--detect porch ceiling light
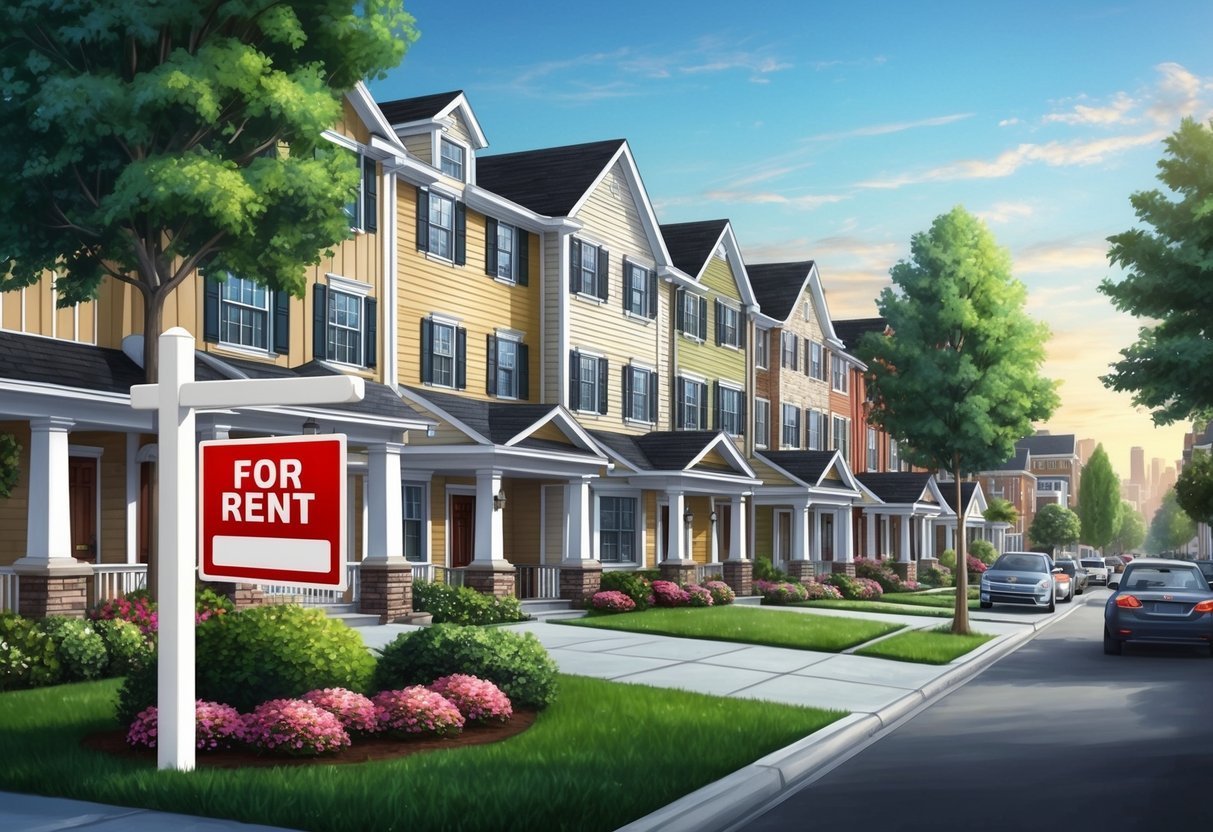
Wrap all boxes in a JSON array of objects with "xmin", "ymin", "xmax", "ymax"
[
  {"xmin": 493, "ymin": 490, "xmax": 507, "ymax": 511},
  {"xmin": 709, "ymin": 510, "xmax": 718, "ymax": 524},
  {"xmin": 683, "ymin": 506, "xmax": 693, "ymax": 525},
  {"xmin": 302, "ymin": 417, "xmax": 320, "ymax": 435}
]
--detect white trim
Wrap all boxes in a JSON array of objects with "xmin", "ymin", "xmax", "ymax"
[
  {"xmin": 321, "ymin": 129, "xmax": 360, "ymax": 153},
  {"xmin": 325, "ymin": 273, "xmax": 373, "ymax": 298},
  {"xmin": 435, "ymin": 134, "xmax": 472, "ymax": 184},
  {"xmin": 593, "ymin": 489, "xmax": 644, "ymax": 568},
  {"xmin": 68, "ymin": 444, "xmax": 103, "ymax": 563},
  {"xmin": 676, "ymin": 368, "xmax": 708, "ymax": 384},
  {"xmin": 428, "ymin": 311, "xmax": 463, "ymax": 327},
  {"xmin": 126, "ymin": 433, "xmax": 140, "ymax": 564},
  {"xmin": 559, "ymin": 232, "xmax": 571, "ymax": 408},
  {"xmin": 494, "ymin": 327, "xmax": 525, "ymax": 342},
  {"xmin": 383, "ymin": 168, "xmax": 398, "ymax": 389}
]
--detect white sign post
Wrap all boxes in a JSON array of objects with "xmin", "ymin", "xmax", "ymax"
[{"xmin": 131, "ymin": 327, "xmax": 364, "ymax": 771}]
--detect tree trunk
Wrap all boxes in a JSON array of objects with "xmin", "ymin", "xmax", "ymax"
[
  {"xmin": 142, "ymin": 290, "xmax": 164, "ymax": 384},
  {"xmin": 952, "ymin": 460, "xmax": 971, "ymax": 635}
]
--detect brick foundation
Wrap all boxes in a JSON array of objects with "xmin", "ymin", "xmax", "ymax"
[
  {"xmin": 721, "ymin": 560, "xmax": 753, "ymax": 596},
  {"xmin": 658, "ymin": 561, "xmax": 697, "ymax": 586},
  {"xmin": 559, "ymin": 563, "xmax": 602, "ymax": 605},
  {"xmin": 358, "ymin": 561, "xmax": 414, "ymax": 623},
  {"xmin": 18, "ymin": 573, "xmax": 90, "ymax": 619},
  {"xmin": 212, "ymin": 582, "xmax": 266, "ymax": 610},
  {"xmin": 892, "ymin": 561, "xmax": 918, "ymax": 583},
  {"xmin": 785, "ymin": 560, "xmax": 817, "ymax": 582},
  {"xmin": 463, "ymin": 565, "xmax": 516, "ymax": 599},
  {"xmin": 829, "ymin": 561, "xmax": 857, "ymax": 577},
  {"xmin": 918, "ymin": 558, "xmax": 938, "ymax": 576}
]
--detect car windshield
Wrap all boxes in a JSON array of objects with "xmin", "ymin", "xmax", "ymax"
[
  {"xmin": 1120, "ymin": 565, "xmax": 1205, "ymax": 591},
  {"xmin": 1081, "ymin": 560, "xmax": 1104, "ymax": 568},
  {"xmin": 992, "ymin": 553, "xmax": 1047, "ymax": 573}
]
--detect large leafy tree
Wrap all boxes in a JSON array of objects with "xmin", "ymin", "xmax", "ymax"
[
  {"xmin": 1076, "ymin": 444, "xmax": 1120, "ymax": 551},
  {"xmin": 0, "ymin": 0, "xmax": 417, "ymax": 379},
  {"xmin": 1175, "ymin": 449, "xmax": 1213, "ymax": 529},
  {"xmin": 1110, "ymin": 501, "xmax": 1146, "ymax": 554},
  {"xmin": 1146, "ymin": 488, "xmax": 1196, "ymax": 554},
  {"xmin": 858, "ymin": 206, "xmax": 1059, "ymax": 634},
  {"xmin": 1029, "ymin": 503, "xmax": 1081, "ymax": 556},
  {"xmin": 1100, "ymin": 118, "xmax": 1213, "ymax": 424}
]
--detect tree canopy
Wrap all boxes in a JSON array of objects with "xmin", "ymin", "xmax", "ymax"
[
  {"xmin": 1077, "ymin": 444, "xmax": 1120, "ymax": 550},
  {"xmin": 1175, "ymin": 449, "xmax": 1213, "ymax": 527},
  {"xmin": 1029, "ymin": 503, "xmax": 1081, "ymax": 554},
  {"xmin": 1099, "ymin": 117, "xmax": 1213, "ymax": 425},
  {"xmin": 0, "ymin": 0, "xmax": 417, "ymax": 378},
  {"xmin": 1110, "ymin": 501, "xmax": 1146, "ymax": 554},
  {"xmin": 1146, "ymin": 488, "xmax": 1196, "ymax": 553},
  {"xmin": 982, "ymin": 497, "xmax": 1018, "ymax": 525},
  {"xmin": 858, "ymin": 206, "xmax": 1058, "ymax": 634}
]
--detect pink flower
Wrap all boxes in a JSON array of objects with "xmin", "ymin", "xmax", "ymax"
[
  {"xmin": 373, "ymin": 687, "xmax": 465, "ymax": 736},
  {"xmin": 125, "ymin": 700, "xmax": 244, "ymax": 751},
  {"xmin": 590, "ymin": 590, "xmax": 636, "ymax": 613},
  {"xmin": 428, "ymin": 675, "xmax": 512, "ymax": 724},
  {"xmin": 241, "ymin": 699, "xmax": 350, "ymax": 756},
  {"xmin": 704, "ymin": 581, "xmax": 736, "ymax": 605},
  {"xmin": 651, "ymin": 580, "xmax": 691, "ymax": 607},
  {"xmin": 301, "ymin": 688, "xmax": 378, "ymax": 734}
]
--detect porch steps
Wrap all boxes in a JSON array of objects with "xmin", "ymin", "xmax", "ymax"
[
  {"xmin": 317, "ymin": 604, "xmax": 382, "ymax": 628},
  {"xmin": 520, "ymin": 599, "xmax": 583, "ymax": 621}
]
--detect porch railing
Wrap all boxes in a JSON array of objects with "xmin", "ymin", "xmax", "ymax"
[
  {"xmin": 695, "ymin": 564, "xmax": 725, "ymax": 584},
  {"xmin": 514, "ymin": 565, "xmax": 561, "ymax": 600},
  {"xmin": 90, "ymin": 564, "xmax": 148, "ymax": 608},
  {"xmin": 260, "ymin": 562, "xmax": 362, "ymax": 607},
  {"xmin": 411, "ymin": 563, "xmax": 464, "ymax": 587},
  {"xmin": 0, "ymin": 567, "xmax": 16, "ymax": 614}
]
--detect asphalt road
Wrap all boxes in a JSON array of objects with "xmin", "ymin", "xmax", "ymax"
[{"xmin": 737, "ymin": 588, "xmax": 1213, "ymax": 832}]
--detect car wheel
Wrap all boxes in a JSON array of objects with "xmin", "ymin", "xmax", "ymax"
[
  {"xmin": 1062, "ymin": 589, "xmax": 1072, "ymax": 603},
  {"xmin": 1077, "ymin": 586, "xmax": 1084, "ymax": 595},
  {"xmin": 1104, "ymin": 629, "xmax": 1122, "ymax": 655},
  {"xmin": 979, "ymin": 601, "xmax": 992, "ymax": 609},
  {"xmin": 1046, "ymin": 597, "xmax": 1056, "ymax": 613}
]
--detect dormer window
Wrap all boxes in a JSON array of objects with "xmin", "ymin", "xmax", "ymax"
[{"xmin": 440, "ymin": 139, "xmax": 465, "ymax": 181}]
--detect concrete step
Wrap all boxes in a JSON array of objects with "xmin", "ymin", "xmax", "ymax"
[
  {"xmin": 318, "ymin": 604, "xmax": 382, "ymax": 628},
  {"xmin": 521, "ymin": 599, "xmax": 583, "ymax": 620}
]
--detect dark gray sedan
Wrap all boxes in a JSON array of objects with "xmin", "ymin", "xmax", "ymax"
[{"xmin": 1104, "ymin": 558, "xmax": 1213, "ymax": 656}]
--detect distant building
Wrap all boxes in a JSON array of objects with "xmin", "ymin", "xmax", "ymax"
[{"xmin": 1017, "ymin": 432, "xmax": 1080, "ymax": 510}]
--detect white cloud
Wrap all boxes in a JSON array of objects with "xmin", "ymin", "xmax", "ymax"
[
  {"xmin": 1146, "ymin": 61, "xmax": 1213, "ymax": 124},
  {"xmin": 801, "ymin": 113, "xmax": 973, "ymax": 143},
  {"xmin": 976, "ymin": 201, "xmax": 1034, "ymax": 224},
  {"xmin": 999, "ymin": 117, "xmax": 1021, "ymax": 127},
  {"xmin": 702, "ymin": 189, "xmax": 849, "ymax": 210},
  {"xmin": 1044, "ymin": 92, "xmax": 1138, "ymax": 126}
]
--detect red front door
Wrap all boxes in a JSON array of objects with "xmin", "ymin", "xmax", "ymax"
[
  {"xmin": 68, "ymin": 456, "xmax": 97, "ymax": 561},
  {"xmin": 451, "ymin": 495, "xmax": 475, "ymax": 568}
]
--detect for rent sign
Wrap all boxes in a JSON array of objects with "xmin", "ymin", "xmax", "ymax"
[{"xmin": 199, "ymin": 434, "xmax": 347, "ymax": 589}]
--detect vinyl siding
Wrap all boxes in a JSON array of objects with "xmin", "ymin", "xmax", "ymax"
[
  {"xmin": 445, "ymin": 112, "xmax": 473, "ymax": 148},
  {"xmin": 505, "ymin": 479, "xmax": 541, "ymax": 566},
  {"xmin": 542, "ymin": 232, "xmax": 562, "ymax": 403},
  {"xmin": 753, "ymin": 506, "xmax": 774, "ymax": 561},
  {"xmin": 543, "ymin": 485, "xmax": 565, "ymax": 564},
  {"xmin": 403, "ymin": 134, "xmax": 431, "ymax": 166},
  {"xmin": 0, "ymin": 276, "xmax": 99, "ymax": 345}
]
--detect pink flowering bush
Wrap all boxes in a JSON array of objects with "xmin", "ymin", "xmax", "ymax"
[
  {"xmin": 651, "ymin": 580, "xmax": 690, "ymax": 607},
  {"xmin": 704, "ymin": 580, "xmax": 736, "ymax": 605},
  {"xmin": 242, "ymin": 699, "xmax": 351, "ymax": 756},
  {"xmin": 590, "ymin": 590, "xmax": 636, "ymax": 614},
  {"xmin": 301, "ymin": 687, "xmax": 379, "ymax": 734},
  {"xmin": 755, "ymin": 579, "xmax": 808, "ymax": 605},
  {"xmin": 91, "ymin": 595, "xmax": 158, "ymax": 637},
  {"xmin": 966, "ymin": 555, "xmax": 988, "ymax": 575},
  {"xmin": 125, "ymin": 700, "xmax": 245, "ymax": 751},
  {"xmin": 802, "ymin": 578, "xmax": 844, "ymax": 600},
  {"xmin": 851, "ymin": 576, "xmax": 884, "ymax": 600},
  {"xmin": 429, "ymin": 674, "xmax": 513, "ymax": 724},
  {"xmin": 373, "ymin": 686, "xmax": 465, "ymax": 737},
  {"xmin": 684, "ymin": 584, "xmax": 714, "ymax": 607}
]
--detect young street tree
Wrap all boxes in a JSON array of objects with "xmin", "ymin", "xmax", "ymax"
[
  {"xmin": 858, "ymin": 206, "xmax": 1059, "ymax": 635},
  {"xmin": 1100, "ymin": 118, "xmax": 1213, "ymax": 424},
  {"xmin": 1174, "ymin": 449, "xmax": 1213, "ymax": 536},
  {"xmin": 1029, "ymin": 503, "xmax": 1081, "ymax": 556},
  {"xmin": 1077, "ymin": 444, "xmax": 1121, "ymax": 552},
  {"xmin": 1110, "ymin": 501, "xmax": 1146, "ymax": 555},
  {"xmin": 1147, "ymin": 488, "xmax": 1196, "ymax": 554},
  {"xmin": 0, "ymin": 0, "xmax": 417, "ymax": 380}
]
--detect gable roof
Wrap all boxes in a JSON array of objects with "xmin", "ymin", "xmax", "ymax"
[
  {"xmin": 378, "ymin": 91, "xmax": 464, "ymax": 124},
  {"xmin": 758, "ymin": 451, "xmax": 846, "ymax": 488},
  {"xmin": 1016, "ymin": 433, "xmax": 1077, "ymax": 457},
  {"xmin": 660, "ymin": 220, "xmax": 730, "ymax": 277},
  {"xmin": 748, "ymin": 261, "xmax": 815, "ymax": 322},
  {"xmin": 832, "ymin": 317, "xmax": 887, "ymax": 351},
  {"xmin": 987, "ymin": 446, "xmax": 1032, "ymax": 473},
  {"xmin": 477, "ymin": 139, "xmax": 626, "ymax": 217},
  {"xmin": 940, "ymin": 481, "xmax": 980, "ymax": 513},
  {"xmin": 856, "ymin": 472, "xmax": 941, "ymax": 505},
  {"xmin": 589, "ymin": 430, "xmax": 754, "ymax": 478}
]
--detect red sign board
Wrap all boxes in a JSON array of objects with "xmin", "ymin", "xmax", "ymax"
[{"xmin": 199, "ymin": 434, "xmax": 346, "ymax": 589}]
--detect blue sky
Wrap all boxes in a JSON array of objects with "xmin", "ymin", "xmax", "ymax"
[{"xmin": 368, "ymin": 0, "xmax": 1213, "ymax": 481}]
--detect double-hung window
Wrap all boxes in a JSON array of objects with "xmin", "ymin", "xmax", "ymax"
[
  {"xmin": 867, "ymin": 427, "xmax": 878, "ymax": 471},
  {"xmin": 311, "ymin": 281, "xmax": 376, "ymax": 368},
  {"xmin": 598, "ymin": 495, "xmax": 637, "ymax": 563},
  {"xmin": 416, "ymin": 189, "xmax": 466, "ymax": 264},
  {"xmin": 342, "ymin": 152, "xmax": 378, "ymax": 233},
  {"xmin": 677, "ymin": 377, "xmax": 708, "ymax": 430},
  {"xmin": 219, "ymin": 276, "xmax": 270, "ymax": 350},
  {"xmin": 485, "ymin": 219, "xmax": 529, "ymax": 285},
  {"xmin": 487, "ymin": 335, "xmax": 529, "ymax": 399},
  {"xmin": 570, "ymin": 350, "xmax": 608, "ymax": 414},
  {"xmin": 807, "ymin": 409, "xmax": 824, "ymax": 450},
  {"xmin": 832, "ymin": 415, "xmax": 850, "ymax": 458},
  {"xmin": 755, "ymin": 331, "xmax": 769, "ymax": 369},
  {"xmin": 781, "ymin": 404, "xmax": 801, "ymax": 449},
  {"xmin": 781, "ymin": 331, "xmax": 798, "ymax": 369},
  {"xmin": 624, "ymin": 365, "xmax": 658, "ymax": 423},
  {"xmin": 327, "ymin": 290, "xmax": 362, "ymax": 366},
  {"xmin": 754, "ymin": 399, "xmax": 770, "ymax": 449},
  {"xmin": 421, "ymin": 317, "xmax": 466, "ymax": 389},
  {"xmin": 832, "ymin": 354, "xmax": 849, "ymax": 392},
  {"xmin": 428, "ymin": 193, "xmax": 454, "ymax": 259},
  {"xmin": 570, "ymin": 238, "xmax": 609, "ymax": 300},
  {"xmin": 402, "ymin": 484, "xmax": 425, "ymax": 562},
  {"xmin": 678, "ymin": 290, "xmax": 708, "ymax": 340},
  {"xmin": 716, "ymin": 384, "xmax": 743, "ymax": 436},
  {"xmin": 623, "ymin": 260, "xmax": 657, "ymax": 318},
  {"xmin": 890, "ymin": 440, "xmax": 900, "ymax": 471},
  {"xmin": 810, "ymin": 341, "xmax": 825, "ymax": 380},
  {"xmin": 715, "ymin": 301, "xmax": 741, "ymax": 348},
  {"xmin": 440, "ymin": 139, "xmax": 465, "ymax": 181}
]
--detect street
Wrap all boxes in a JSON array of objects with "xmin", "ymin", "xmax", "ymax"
[{"xmin": 737, "ymin": 588, "xmax": 1213, "ymax": 831}]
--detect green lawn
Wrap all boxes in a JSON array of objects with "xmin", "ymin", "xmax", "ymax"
[
  {"xmin": 0, "ymin": 675, "xmax": 842, "ymax": 832},
  {"xmin": 559, "ymin": 605, "xmax": 903, "ymax": 651},
  {"xmin": 854, "ymin": 626, "xmax": 995, "ymax": 664},
  {"xmin": 789, "ymin": 599, "xmax": 957, "ymax": 617}
]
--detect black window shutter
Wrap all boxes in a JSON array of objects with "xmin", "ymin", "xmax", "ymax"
[
  {"xmin": 596, "ymin": 247, "xmax": 609, "ymax": 301},
  {"xmin": 518, "ymin": 343, "xmax": 529, "ymax": 399},
  {"xmin": 363, "ymin": 156, "xmax": 377, "ymax": 233},
  {"xmin": 415, "ymin": 189, "xmax": 429, "ymax": 252},
  {"xmin": 715, "ymin": 299, "xmax": 723, "ymax": 346},
  {"xmin": 569, "ymin": 238, "xmax": 582, "ymax": 294},
  {"xmin": 363, "ymin": 297, "xmax": 377, "ymax": 368},
  {"xmin": 312, "ymin": 284, "xmax": 327, "ymax": 360},
  {"xmin": 648, "ymin": 371, "xmax": 658, "ymax": 422},
  {"xmin": 713, "ymin": 381, "xmax": 721, "ymax": 430},
  {"xmin": 698, "ymin": 297, "xmax": 708, "ymax": 341},
  {"xmin": 454, "ymin": 201, "xmax": 467, "ymax": 265},
  {"xmin": 739, "ymin": 397, "xmax": 746, "ymax": 437},
  {"xmin": 676, "ymin": 289, "xmax": 685, "ymax": 332},
  {"xmin": 597, "ymin": 357, "xmax": 608, "ymax": 414},
  {"xmin": 485, "ymin": 217, "xmax": 498, "ymax": 276},
  {"xmin": 486, "ymin": 335, "xmax": 498, "ymax": 396},
  {"xmin": 455, "ymin": 326, "xmax": 467, "ymax": 389},
  {"xmin": 516, "ymin": 228, "xmax": 529, "ymax": 286},
  {"xmin": 622, "ymin": 259, "xmax": 632, "ymax": 312},
  {"xmin": 647, "ymin": 270, "xmax": 658, "ymax": 319},
  {"xmin": 420, "ymin": 318, "xmax": 433, "ymax": 384},
  {"xmin": 622, "ymin": 366, "xmax": 631, "ymax": 415},
  {"xmin": 273, "ymin": 291, "xmax": 290, "ymax": 355},
  {"xmin": 569, "ymin": 350, "xmax": 581, "ymax": 410},
  {"xmin": 675, "ymin": 378, "xmax": 685, "ymax": 428},
  {"xmin": 203, "ymin": 275, "xmax": 220, "ymax": 343}
]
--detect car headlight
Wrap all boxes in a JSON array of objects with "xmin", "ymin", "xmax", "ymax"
[{"xmin": 1037, "ymin": 578, "xmax": 1051, "ymax": 590}]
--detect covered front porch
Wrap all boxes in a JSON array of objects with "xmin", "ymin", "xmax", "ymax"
[{"xmin": 857, "ymin": 472, "xmax": 952, "ymax": 582}]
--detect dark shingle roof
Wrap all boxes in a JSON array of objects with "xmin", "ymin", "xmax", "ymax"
[
  {"xmin": 377, "ymin": 91, "xmax": 463, "ymax": 125},
  {"xmin": 759, "ymin": 451, "xmax": 840, "ymax": 486},
  {"xmin": 857, "ymin": 472, "xmax": 936, "ymax": 504},
  {"xmin": 1016, "ymin": 433, "xmax": 1076, "ymax": 456},
  {"xmin": 831, "ymin": 318, "xmax": 887, "ymax": 352},
  {"xmin": 0, "ymin": 330, "xmax": 144, "ymax": 394},
  {"xmin": 988, "ymin": 446, "xmax": 1031, "ymax": 472},
  {"xmin": 590, "ymin": 430, "xmax": 724, "ymax": 472},
  {"xmin": 940, "ymin": 481, "xmax": 979, "ymax": 512},
  {"xmin": 660, "ymin": 220, "xmax": 729, "ymax": 278},
  {"xmin": 748, "ymin": 262, "xmax": 814, "ymax": 322},
  {"xmin": 477, "ymin": 139, "xmax": 625, "ymax": 217},
  {"xmin": 402, "ymin": 386, "xmax": 561, "ymax": 445}
]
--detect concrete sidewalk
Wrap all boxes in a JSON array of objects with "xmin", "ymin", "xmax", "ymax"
[{"xmin": 1, "ymin": 596, "xmax": 1086, "ymax": 832}]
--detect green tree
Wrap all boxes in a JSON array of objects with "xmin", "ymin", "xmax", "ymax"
[
  {"xmin": 858, "ymin": 207, "xmax": 1059, "ymax": 634},
  {"xmin": 1175, "ymin": 449, "xmax": 1213, "ymax": 529},
  {"xmin": 1100, "ymin": 118, "xmax": 1213, "ymax": 425},
  {"xmin": 982, "ymin": 497, "xmax": 1018, "ymax": 525},
  {"xmin": 1146, "ymin": 488, "xmax": 1196, "ymax": 554},
  {"xmin": 1076, "ymin": 444, "xmax": 1121, "ymax": 551},
  {"xmin": 0, "ymin": 0, "xmax": 417, "ymax": 379},
  {"xmin": 1029, "ymin": 503, "xmax": 1081, "ymax": 556},
  {"xmin": 1110, "ymin": 501, "xmax": 1146, "ymax": 554}
]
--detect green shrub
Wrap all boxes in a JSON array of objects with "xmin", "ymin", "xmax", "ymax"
[
  {"xmin": 116, "ymin": 657, "xmax": 157, "ymax": 725},
  {"xmin": 969, "ymin": 539, "xmax": 997, "ymax": 566},
  {"xmin": 920, "ymin": 566, "xmax": 953, "ymax": 588},
  {"xmin": 374, "ymin": 624, "xmax": 558, "ymax": 709},
  {"xmin": 854, "ymin": 557, "xmax": 902, "ymax": 593},
  {"xmin": 939, "ymin": 549, "xmax": 957, "ymax": 571},
  {"xmin": 413, "ymin": 581, "xmax": 526, "ymax": 625},
  {"xmin": 598, "ymin": 571, "xmax": 653, "ymax": 611},
  {"xmin": 94, "ymin": 618, "xmax": 154, "ymax": 677},
  {"xmin": 0, "ymin": 613, "xmax": 60, "ymax": 690},
  {"xmin": 753, "ymin": 556, "xmax": 794, "ymax": 583},
  {"xmin": 40, "ymin": 617, "xmax": 108, "ymax": 682},
  {"xmin": 196, "ymin": 584, "xmax": 236, "ymax": 623}
]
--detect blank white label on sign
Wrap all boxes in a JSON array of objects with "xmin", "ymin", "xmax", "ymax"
[{"xmin": 211, "ymin": 536, "xmax": 331, "ymax": 573}]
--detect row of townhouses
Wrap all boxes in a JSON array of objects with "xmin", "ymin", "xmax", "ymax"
[{"xmin": 0, "ymin": 85, "xmax": 1015, "ymax": 621}]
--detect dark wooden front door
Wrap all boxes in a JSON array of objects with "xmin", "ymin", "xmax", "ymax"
[
  {"xmin": 68, "ymin": 456, "xmax": 97, "ymax": 560},
  {"xmin": 451, "ymin": 495, "xmax": 475, "ymax": 568},
  {"xmin": 716, "ymin": 504, "xmax": 732, "ymax": 559}
]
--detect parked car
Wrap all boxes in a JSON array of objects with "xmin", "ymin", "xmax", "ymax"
[
  {"xmin": 1104, "ymin": 558, "xmax": 1213, "ymax": 656},
  {"xmin": 1194, "ymin": 560, "xmax": 1213, "ymax": 589},
  {"xmin": 1104, "ymin": 555, "xmax": 1127, "ymax": 574},
  {"xmin": 1053, "ymin": 559, "xmax": 1088, "ymax": 597},
  {"xmin": 979, "ymin": 551, "xmax": 1056, "ymax": 613},
  {"xmin": 1081, "ymin": 558, "xmax": 1110, "ymax": 586}
]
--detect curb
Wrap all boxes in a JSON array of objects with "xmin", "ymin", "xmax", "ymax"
[{"xmin": 617, "ymin": 598, "xmax": 1086, "ymax": 832}]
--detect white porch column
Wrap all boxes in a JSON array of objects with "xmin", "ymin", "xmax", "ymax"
[
  {"xmin": 16, "ymin": 417, "xmax": 76, "ymax": 567},
  {"xmin": 790, "ymin": 502, "xmax": 807, "ymax": 561},
  {"xmin": 919, "ymin": 517, "xmax": 932, "ymax": 559},
  {"xmin": 810, "ymin": 507, "xmax": 822, "ymax": 561},
  {"xmin": 898, "ymin": 515, "xmax": 912, "ymax": 562},
  {"xmin": 563, "ymin": 477, "xmax": 593, "ymax": 562},
  {"xmin": 473, "ymin": 469, "xmax": 505, "ymax": 565},
  {"xmin": 839, "ymin": 508, "xmax": 854, "ymax": 562},
  {"xmin": 727, "ymin": 495, "xmax": 747, "ymax": 560},
  {"xmin": 709, "ymin": 506, "xmax": 720, "ymax": 564},
  {"xmin": 881, "ymin": 515, "xmax": 891, "ymax": 558},
  {"xmin": 865, "ymin": 512, "xmax": 876, "ymax": 557},
  {"xmin": 664, "ymin": 490, "xmax": 687, "ymax": 562},
  {"xmin": 945, "ymin": 522, "xmax": 955, "ymax": 552},
  {"xmin": 365, "ymin": 443, "xmax": 405, "ymax": 562},
  {"xmin": 125, "ymin": 432, "xmax": 140, "ymax": 564}
]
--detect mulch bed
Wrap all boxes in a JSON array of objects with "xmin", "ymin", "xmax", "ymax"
[{"xmin": 82, "ymin": 710, "xmax": 537, "ymax": 768}]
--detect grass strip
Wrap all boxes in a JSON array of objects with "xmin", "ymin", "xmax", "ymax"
[
  {"xmin": 0, "ymin": 674, "xmax": 841, "ymax": 832},
  {"xmin": 788, "ymin": 599, "xmax": 957, "ymax": 617},
  {"xmin": 558, "ymin": 605, "xmax": 903, "ymax": 651},
  {"xmin": 853, "ymin": 626, "xmax": 995, "ymax": 665}
]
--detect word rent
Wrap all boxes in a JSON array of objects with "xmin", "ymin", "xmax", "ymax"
[{"xmin": 222, "ymin": 458, "xmax": 315, "ymax": 523}]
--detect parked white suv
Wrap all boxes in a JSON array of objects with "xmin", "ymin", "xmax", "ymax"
[{"xmin": 1080, "ymin": 557, "xmax": 1109, "ymax": 585}]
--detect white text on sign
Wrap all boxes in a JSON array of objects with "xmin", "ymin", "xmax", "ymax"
[{"xmin": 222, "ymin": 458, "xmax": 316, "ymax": 523}]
